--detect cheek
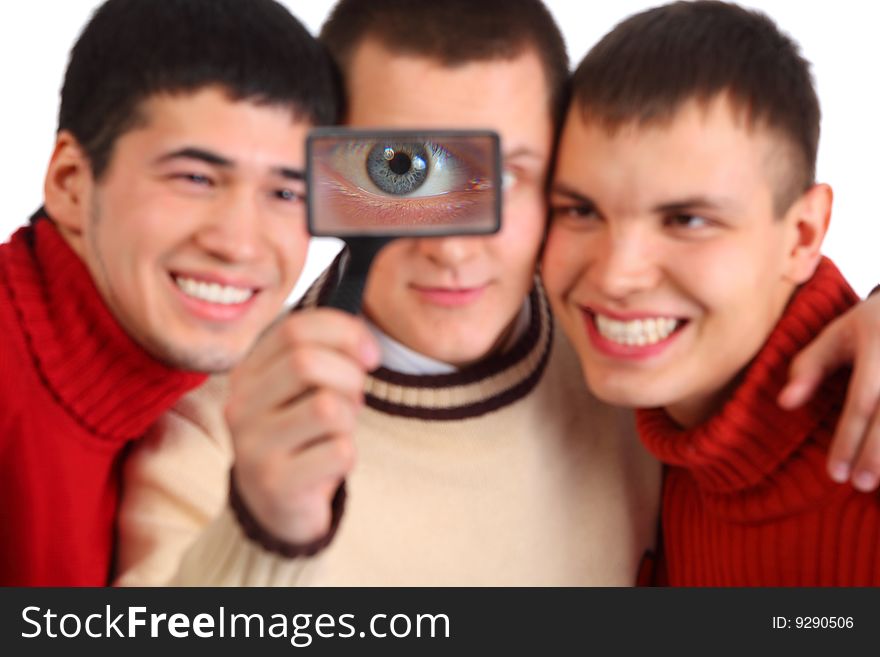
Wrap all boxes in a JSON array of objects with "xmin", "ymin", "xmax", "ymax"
[
  {"xmin": 672, "ymin": 238, "xmax": 782, "ymax": 315},
  {"xmin": 95, "ymin": 181, "xmax": 193, "ymax": 264},
  {"xmin": 363, "ymin": 242, "xmax": 412, "ymax": 305},
  {"xmin": 86, "ymin": 206, "xmax": 142, "ymax": 280},
  {"xmin": 273, "ymin": 222, "xmax": 310, "ymax": 282},
  {"xmin": 541, "ymin": 226, "xmax": 587, "ymax": 298},
  {"xmin": 494, "ymin": 194, "xmax": 545, "ymax": 273}
]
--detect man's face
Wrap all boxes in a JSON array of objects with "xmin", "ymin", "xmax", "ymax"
[
  {"xmin": 345, "ymin": 39, "xmax": 553, "ymax": 366},
  {"xmin": 543, "ymin": 97, "xmax": 806, "ymax": 427},
  {"xmin": 68, "ymin": 86, "xmax": 311, "ymax": 372}
]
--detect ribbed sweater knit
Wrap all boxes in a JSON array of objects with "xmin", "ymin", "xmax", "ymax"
[
  {"xmin": 118, "ymin": 258, "xmax": 661, "ymax": 586},
  {"xmin": 638, "ymin": 258, "xmax": 880, "ymax": 586},
  {"xmin": 0, "ymin": 220, "xmax": 205, "ymax": 585}
]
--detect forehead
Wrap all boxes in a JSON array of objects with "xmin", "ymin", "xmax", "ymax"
[
  {"xmin": 345, "ymin": 39, "xmax": 552, "ymax": 152},
  {"xmin": 556, "ymin": 97, "xmax": 780, "ymax": 211},
  {"xmin": 112, "ymin": 86, "xmax": 312, "ymax": 168}
]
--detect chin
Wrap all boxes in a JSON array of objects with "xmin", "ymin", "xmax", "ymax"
[
  {"xmin": 150, "ymin": 339, "xmax": 243, "ymax": 373},
  {"xmin": 420, "ymin": 342, "xmax": 493, "ymax": 368},
  {"xmin": 582, "ymin": 370, "xmax": 667, "ymax": 410}
]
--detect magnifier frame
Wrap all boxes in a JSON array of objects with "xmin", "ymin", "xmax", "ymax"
[{"xmin": 306, "ymin": 127, "xmax": 502, "ymax": 239}]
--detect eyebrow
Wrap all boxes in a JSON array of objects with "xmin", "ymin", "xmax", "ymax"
[
  {"xmin": 551, "ymin": 184, "xmax": 737, "ymax": 215},
  {"xmin": 156, "ymin": 147, "xmax": 233, "ymax": 167},
  {"xmin": 652, "ymin": 196, "xmax": 733, "ymax": 214},
  {"xmin": 550, "ymin": 183, "xmax": 594, "ymax": 205},
  {"xmin": 274, "ymin": 166, "xmax": 305, "ymax": 181},
  {"xmin": 503, "ymin": 146, "xmax": 543, "ymax": 163},
  {"xmin": 155, "ymin": 147, "xmax": 305, "ymax": 180}
]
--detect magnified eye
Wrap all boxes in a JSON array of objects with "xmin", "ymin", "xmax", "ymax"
[
  {"xmin": 325, "ymin": 140, "xmax": 482, "ymax": 200},
  {"xmin": 311, "ymin": 134, "xmax": 499, "ymax": 236},
  {"xmin": 366, "ymin": 143, "xmax": 430, "ymax": 195}
]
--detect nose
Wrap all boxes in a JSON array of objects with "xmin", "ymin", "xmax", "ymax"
[
  {"xmin": 194, "ymin": 189, "xmax": 263, "ymax": 263},
  {"xmin": 414, "ymin": 234, "xmax": 482, "ymax": 269},
  {"xmin": 588, "ymin": 225, "xmax": 661, "ymax": 300}
]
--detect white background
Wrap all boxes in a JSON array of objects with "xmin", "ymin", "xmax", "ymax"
[{"xmin": 1, "ymin": 1, "xmax": 876, "ymax": 298}]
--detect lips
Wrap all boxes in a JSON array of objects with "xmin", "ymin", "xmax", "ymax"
[{"xmin": 411, "ymin": 284, "xmax": 488, "ymax": 308}]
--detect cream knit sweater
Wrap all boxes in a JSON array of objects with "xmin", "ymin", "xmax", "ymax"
[{"xmin": 116, "ymin": 276, "xmax": 660, "ymax": 586}]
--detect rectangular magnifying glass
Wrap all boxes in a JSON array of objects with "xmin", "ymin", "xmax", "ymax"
[{"xmin": 307, "ymin": 128, "xmax": 502, "ymax": 238}]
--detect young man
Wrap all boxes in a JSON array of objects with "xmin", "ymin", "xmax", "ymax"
[
  {"xmin": 117, "ymin": 0, "xmax": 880, "ymax": 587},
  {"xmin": 543, "ymin": 0, "xmax": 880, "ymax": 585},
  {"xmin": 118, "ymin": 0, "xmax": 663, "ymax": 586},
  {"xmin": 0, "ymin": 0, "xmax": 337, "ymax": 585}
]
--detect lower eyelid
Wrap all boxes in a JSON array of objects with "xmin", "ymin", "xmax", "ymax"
[{"xmin": 320, "ymin": 176, "xmax": 490, "ymax": 229}]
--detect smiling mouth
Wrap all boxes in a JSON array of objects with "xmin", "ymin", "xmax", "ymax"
[
  {"xmin": 173, "ymin": 275, "xmax": 255, "ymax": 305},
  {"xmin": 592, "ymin": 312, "xmax": 685, "ymax": 347}
]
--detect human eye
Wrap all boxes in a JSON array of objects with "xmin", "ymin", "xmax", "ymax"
[
  {"xmin": 172, "ymin": 172, "xmax": 214, "ymax": 186},
  {"xmin": 163, "ymin": 166, "xmax": 220, "ymax": 197},
  {"xmin": 664, "ymin": 213, "xmax": 715, "ymax": 233},
  {"xmin": 312, "ymin": 136, "xmax": 496, "ymax": 234},
  {"xmin": 551, "ymin": 204, "xmax": 597, "ymax": 219},
  {"xmin": 272, "ymin": 187, "xmax": 306, "ymax": 203},
  {"xmin": 549, "ymin": 198, "xmax": 601, "ymax": 227}
]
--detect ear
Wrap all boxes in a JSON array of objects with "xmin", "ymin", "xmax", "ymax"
[
  {"xmin": 782, "ymin": 182, "xmax": 832, "ymax": 285},
  {"xmin": 43, "ymin": 131, "xmax": 94, "ymax": 254}
]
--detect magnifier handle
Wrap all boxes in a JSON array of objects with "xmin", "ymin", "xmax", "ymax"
[
  {"xmin": 324, "ymin": 273, "xmax": 368, "ymax": 315},
  {"xmin": 322, "ymin": 237, "xmax": 391, "ymax": 315}
]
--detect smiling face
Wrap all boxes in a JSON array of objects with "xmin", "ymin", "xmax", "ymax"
[
  {"xmin": 543, "ymin": 96, "xmax": 829, "ymax": 427},
  {"xmin": 46, "ymin": 86, "xmax": 311, "ymax": 372},
  {"xmin": 344, "ymin": 39, "xmax": 553, "ymax": 366}
]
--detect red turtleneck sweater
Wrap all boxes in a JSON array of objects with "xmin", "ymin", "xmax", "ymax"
[
  {"xmin": 0, "ymin": 220, "xmax": 206, "ymax": 586},
  {"xmin": 637, "ymin": 258, "xmax": 880, "ymax": 586}
]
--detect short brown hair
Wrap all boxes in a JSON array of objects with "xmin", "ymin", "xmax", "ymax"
[
  {"xmin": 570, "ymin": 1, "xmax": 820, "ymax": 214},
  {"xmin": 320, "ymin": 0, "xmax": 569, "ymax": 129},
  {"xmin": 60, "ymin": 0, "xmax": 338, "ymax": 180}
]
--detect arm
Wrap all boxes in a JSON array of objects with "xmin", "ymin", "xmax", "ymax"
[
  {"xmin": 115, "ymin": 376, "xmax": 233, "ymax": 586},
  {"xmin": 779, "ymin": 290, "xmax": 880, "ymax": 491},
  {"xmin": 172, "ymin": 308, "xmax": 378, "ymax": 585}
]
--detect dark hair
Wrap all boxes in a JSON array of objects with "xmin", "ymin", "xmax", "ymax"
[
  {"xmin": 570, "ymin": 1, "xmax": 820, "ymax": 214},
  {"xmin": 59, "ymin": 0, "xmax": 340, "ymax": 179},
  {"xmin": 319, "ymin": 0, "xmax": 569, "ymax": 129}
]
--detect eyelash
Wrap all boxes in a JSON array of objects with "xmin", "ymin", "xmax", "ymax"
[
  {"xmin": 274, "ymin": 188, "xmax": 305, "ymax": 203},
  {"xmin": 171, "ymin": 172, "xmax": 214, "ymax": 187},
  {"xmin": 318, "ymin": 144, "xmax": 487, "ymax": 228},
  {"xmin": 664, "ymin": 214, "xmax": 713, "ymax": 230},
  {"xmin": 169, "ymin": 173, "xmax": 304, "ymax": 205},
  {"xmin": 550, "ymin": 205, "xmax": 600, "ymax": 222}
]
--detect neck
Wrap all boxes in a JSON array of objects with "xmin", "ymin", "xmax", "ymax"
[{"xmin": 665, "ymin": 374, "xmax": 744, "ymax": 429}]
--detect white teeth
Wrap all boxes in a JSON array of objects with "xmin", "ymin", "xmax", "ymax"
[
  {"xmin": 174, "ymin": 276, "xmax": 254, "ymax": 305},
  {"xmin": 594, "ymin": 314, "xmax": 680, "ymax": 346}
]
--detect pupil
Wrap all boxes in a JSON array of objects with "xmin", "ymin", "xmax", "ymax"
[
  {"xmin": 366, "ymin": 142, "xmax": 430, "ymax": 195},
  {"xmin": 388, "ymin": 153, "xmax": 412, "ymax": 176}
]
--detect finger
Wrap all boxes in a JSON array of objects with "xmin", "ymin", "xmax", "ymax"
[
  {"xmin": 226, "ymin": 344, "xmax": 368, "ymax": 427},
  {"xmin": 233, "ymin": 388, "xmax": 359, "ymax": 459},
  {"xmin": 234, "ymin": 438, "xmax": 353, "ymax": 543},
  {"xmin": 849, "ymin": 409, "xmax": 880, "ymax": 492},
  {"xmin": 266, "ymin": 478, "xmax": 345, "ymax": 545},
  {"xmin": 240, "ymin": 308, "xmax": 380, "ymax": 378},
  {"xmin": 778, "ymin": 319, "xmax": 851, "ymax": 409},
  {"xmin": 826, "ymin": 333, "xmax": 880, "ymax": 483},
  {"xmin": 276, "ymin": 435, "xmax": 356, "ymax": 497}
]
